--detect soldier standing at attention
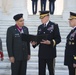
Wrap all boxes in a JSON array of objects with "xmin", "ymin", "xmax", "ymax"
[
  {"xmin": 6, "ymin": 14, "xmax": 30, "ymax": 75},
  {"xmin": 31, "ymin": 0, "xmax": 38, "ymax": 14},
  {"xmin": 41, "ymin": 0, "xmax": 47, "ymax": 11},
  {"xmin": 48, "ymin": 0, "xmax": 56, "ymax": 14},
  {"xmin": 0, "ymin": 38, "xmax": 4, "ymax": 61},
  {"xmin": 31, "ymin": 11, "xmax": 61, "ymax": 75},
  {"xmin": 64, "ymin": 12, "xmax": 76, "ymax": 75}
]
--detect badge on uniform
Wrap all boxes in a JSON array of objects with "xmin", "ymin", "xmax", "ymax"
[
  {"xmin": 15, "ymin": 33, "xmax": 20, "ymax": 37},
  {"xmin": 47, "ymin": 25, "xmax": 54, "ymax": 33}
]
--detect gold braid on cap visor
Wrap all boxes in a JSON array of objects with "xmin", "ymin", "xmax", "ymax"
[
  {"xmin": 69, "ymin": 16, "xmax": 76, "ymax": 19},
  {"xmin": 40, "ymin": 14, "xmax": 49, "ymax": 19}
]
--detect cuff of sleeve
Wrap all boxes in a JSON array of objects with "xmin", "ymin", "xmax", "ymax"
[{"xmin": 52, "ymin": 39, "xmax": 56, "ymax": 47}]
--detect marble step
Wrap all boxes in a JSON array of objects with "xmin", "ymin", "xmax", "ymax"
[
  {"xmin": 0, "ymin": 19, "xmax": 66, "ymax": 24},
  {"xmin": 0, "ymin": 27, "xmax": 71, "ymax": 31},
  {"xmin": 0, "ymin": 20, "xmax": 66, "ymax": 23},
  {"xmin": 2, "ymin": 48, "xmax": 65, "ymax": 53},
  {"xmin": 0, "ymin": 69, "xmax": 68, "ymax": 75},
  {"xmin": 0, "ymin": 28, "xmax": 71, "ymax": 33},
  {"xmin": 0, "ymin": 34, "xmax": 70, "ymax": 39},
  {"xmin": 0, "ymin": 22, "xmax": 69, "ymax": 27},
  {"xmin": 0, "ymin": 61, "xmax": 67, "ymax": 69},
  {"xmin": 3, "ymin": 48, "xmax": 65, "ymax": 56},
  {"xmin": 3, "ymin": 52, "xmax": 65, "ymax": 57},
  {"xmin": 0, "ymin": 33, "xmax": 71, "ymax": 39},
  {"xmin": 0, "ymin": 37, "xmax": 66, "ymax": 42},
  {"xmin": 0, "ymin": 28, "xmax": 68, "ymax": 33},
  {"xmin": 2, "ymin": 50, "xmax": 65, "ymax": 57},
  {"xmin": 2, "ymin": 47, "xmax": 65, "ymax": 55},
  {"xmin": 0, "ymin": 32, "xmax": 70, "ymax": 36},
  {"xmin": 2, "ymin": 56, "xmax": 65, "ymax": 63},
  {"xmin": 28, "ymin": 15, "xmax": 62, "ymax": 19},
  {"xmin": 0, "ymin": 20, "xmax": 68, "ymax": 26},
  {"xmin": 1, "ymin": 45, "xmax": 66, "ymax": 52}
]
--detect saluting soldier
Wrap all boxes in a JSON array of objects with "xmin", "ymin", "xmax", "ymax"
[
  {"xmin": 0, "ymin": 38, "xmax": 4, "ymax": 61},
  {"xmin": 31, "ymin": 11, "xmax": 61, "ymax": 75},
  {"xmin": 6, "ymin": 14, "xmax": 30, "ymax": 75},
  {"xmin": 64, "ymin": 12, "xmax": 76, "ymax": 75}
]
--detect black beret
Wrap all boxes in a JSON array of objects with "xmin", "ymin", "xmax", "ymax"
[
  {"xmin": 69, "ymin": 12, "xmax": 76, "ymax": 20},
  {"xmin": 13, "ymin": 14, "xmax": 23, "ymax": 21},
  {"xmin": 39, "ymin": 11, "xmax": 50, "ymax": 19}
]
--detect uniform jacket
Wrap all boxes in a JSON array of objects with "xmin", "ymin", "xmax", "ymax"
[
  {"xmin": 33, "ymin": 21, "xmax": 61, "ymax": 59},
  {"xmin": 6, "ymin": 25, "xmax": 30, "ymax": 61},
  {"xmin": 64, "ymin": 27, "xmax": 76, "ymax": 66}
]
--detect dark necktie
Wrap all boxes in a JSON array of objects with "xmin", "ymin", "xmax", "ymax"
[{"xmin": 44, "ymin": 24, "xmax": 46, "ymax": 27}]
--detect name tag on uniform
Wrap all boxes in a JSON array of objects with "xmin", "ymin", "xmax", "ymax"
[{"xmin": 15, "ymin": 33, "xmax": 20, "ymax": 37}]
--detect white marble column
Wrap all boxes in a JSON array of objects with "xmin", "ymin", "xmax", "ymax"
[
  {"xmin": 0, "ymin": 0, "xmax": 28, "ymax": 20},
  {"xmin": 63, "ymin": 0, "xmax": 76, "ymax": 21}
]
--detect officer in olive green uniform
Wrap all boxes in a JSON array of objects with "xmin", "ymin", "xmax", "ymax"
[
  {"xmin": 64, "ymin": 12, "xmax": 76, "ymax": 75},
  {"xmin": 6, "ymin": 14, "xmax": 30, "ymax": 75}
]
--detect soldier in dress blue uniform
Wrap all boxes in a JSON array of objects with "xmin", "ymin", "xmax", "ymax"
[
  {"xmin": 6, "ymin": 14, "xmax": 30, "ymax": 75},
  {"xmin": 31, "ymin": 11, "xmax": 61, "ymax": 75},
  {"xmin": 48, "ymin": 0, "xmax": 56, "ymax": 14},
  {"xmin": 0, "ymin": 38, "xmax": 4, "ymax": 61},
  {"xmin": 64, "ymin": 12, "xmax": 76, "ymax": 75},
  {"xmin": 40, "ymin": 0, "xmax": 47, "ymax": 11},
  {"xmin": 31, "ymin": 0, "xmax": 38, "ymax": 14}
]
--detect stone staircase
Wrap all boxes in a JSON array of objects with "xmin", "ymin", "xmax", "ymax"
[{"xmin": 0, "ymin": 15, "xmax": 72, "ymax": 75}]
